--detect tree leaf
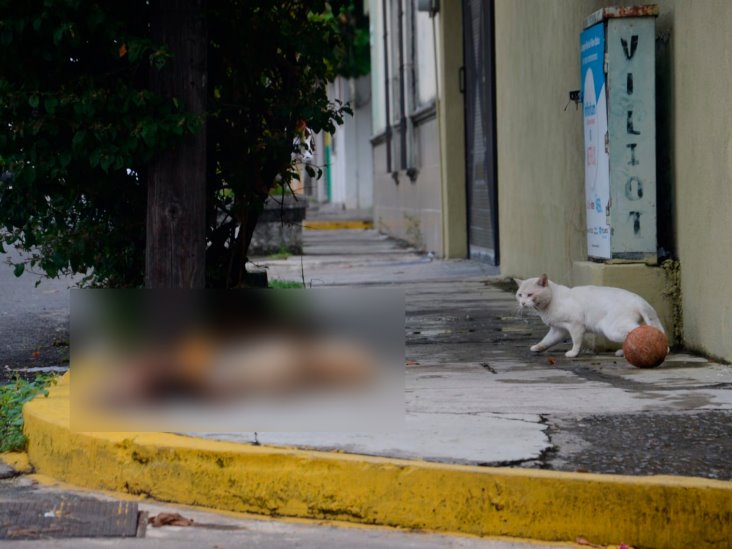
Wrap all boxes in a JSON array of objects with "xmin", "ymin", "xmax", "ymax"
[
  {"xmin": 44, "ymin": 97, "xmax": 58, "ymax": 115},
  {"xmin": 100, "ymin": 155, "xmax": 113, "ymax": 173},
  {"xmin": 72, "ymin": 130, "xmax": 86, "ymax": 150},
  {"xmin": 89, "ymin": 149, "xmax": 101, "ymax": 167},
  {"xmin": 0, "ymin": 0, "xmax": 356, "ymax": 288},
  {"xmin": 13, "ymin": 263, "xmax": 25, "ymax": 277}
]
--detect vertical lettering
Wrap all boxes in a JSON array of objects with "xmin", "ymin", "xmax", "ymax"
[
  {"xmin": 629, "ymin": 211, "xmax": 641, "ymax": 235},
  {"xmin": 626, "ymin": 143, "xmax": 639, "ymax": 165},
  {"xmin": 621, "ymin": 35, "xmax": 639, "ymax": 59},
  {"xmin": 626, "ymin": 73, "xmax": 633, "ymax": 95},
  {"xmin": 627, "ymin": 111, "xmax": 640, "ymax": 135},
  {"xmin": 625, "ymin": 177, "xmax": 644, "ymax": 200}
]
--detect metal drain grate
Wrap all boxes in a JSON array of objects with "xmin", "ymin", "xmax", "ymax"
[{"xmin": 0, "ymin": 498, "xmax": 145, "ymax": 540}]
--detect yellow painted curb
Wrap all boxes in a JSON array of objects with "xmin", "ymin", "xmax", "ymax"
[
  {"xmin": 304, "ymin": 220, "xmax": 373, "ymax": 230},
  {"xmin": 0, "ymin": 451, "xmax": 32, "ymax": 474},
  {"xmin": 26, "ymin": 473, "xmax": 586, "ymax": 548},
  {"xmin": 24, "ymin": 375, "xmax": 732, "ymax": 548}
]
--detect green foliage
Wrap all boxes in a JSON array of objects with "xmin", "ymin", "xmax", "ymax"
[
  {"xmin": 0, "ymin": 374, "xmax": 57, "ymax": 452},
  {"xmin": 0, "ymin": 0, "xmax": 356, "ymax": 288},
  {"xmin": 323, "ymin": 0, "xmax": 371, "ymax": 78},
  {"xmin": 269, "ymin": 279, "xmax": 305, "ymax": 289},
  {"xmin": 0, "ymin": 1, "xmax": 201, "ymax": 287},
  {"xmin": 205, "ymin": 0, "xmax": 353, "ymax": 287}
]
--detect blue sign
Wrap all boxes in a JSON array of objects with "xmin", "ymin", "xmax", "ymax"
[
  {"xmin": 581, "ymin": 23, "xmax": 605, "ymax": 111},
  {"xmin": 580, "ymin": 23, "xmax": 611, "ymax": 259}
]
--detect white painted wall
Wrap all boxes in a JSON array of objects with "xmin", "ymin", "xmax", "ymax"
[{"xmin": 329, "ymin": 76, "xmax": 374, "ymax": 210}]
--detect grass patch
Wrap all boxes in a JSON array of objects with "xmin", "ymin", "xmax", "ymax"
[
  {"xmin": 1, "ymin": 374, "xmax": 57, "ymax": 452},
  {"xmin": 267, "ymin": 243, "xmax": 292, "ymax": 260},
  {"xmin": 269, "ymin": 279, "xmax": 305, "ymax": 289}
]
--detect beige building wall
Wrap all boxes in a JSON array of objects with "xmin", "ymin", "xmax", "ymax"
[
  {"xmin": 372, "ymin": 115, "xmax": 444, "ymax": 254},
  {"xmin": 370, "ymin": 1, "xmax": 465, "ymax": 258},
  {"xmin": 494, "ymin": 0, "xmax": 732, "ymax": 360},
  {"xmin": 494, "ymin": 0, "xmax": 591, "ymax": 284},
  {"xmin": 667, "ymin": 1, "xmax": 732, "ymax": 359}
]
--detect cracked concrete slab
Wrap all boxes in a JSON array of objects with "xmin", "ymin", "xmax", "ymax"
[
  {"xmin": 208, "ymin": 410, "xmax": 549, "ymax": 465},
  {"xmin": 8, "ymin": 228, "xmax": 728, "ymax": 478},
  {"xmin": 200, "ymin": 364, "xmax": 553, "ymax": 465},
  {"xmin": 208, "ymin": 229, "xmax": 732, "ymax": 478}
]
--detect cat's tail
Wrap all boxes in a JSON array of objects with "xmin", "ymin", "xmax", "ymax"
[{"xmin": 639, "ymin": 305, "xmax": 665, "ymax": 333}]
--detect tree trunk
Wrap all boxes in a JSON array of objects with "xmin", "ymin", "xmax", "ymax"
[
  {"xmin": 225, "ymin": 193, "xmax": 265, "ymax": 288},
  {"xmin": 145, "ymin": 0, "xmax": 207, "ymax": 288}
]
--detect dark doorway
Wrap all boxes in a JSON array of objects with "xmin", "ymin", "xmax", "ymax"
[{"xmin": 463, "ymin": 0, "xmax": 499, "ymax": 264}]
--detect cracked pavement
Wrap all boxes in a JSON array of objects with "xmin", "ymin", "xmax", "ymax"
[
  {"xmin": 3, "ymin": 229, "xmax": 730, "ymax": 479},
  {"xmin": 203, "ymin": 229, "xmax": 732, "ymax": 479}
]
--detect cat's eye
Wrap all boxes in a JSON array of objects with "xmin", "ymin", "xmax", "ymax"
[
  {"xmin": 527, "ymin": 293, "xmax": 533, "ymax": 297},
  {"xmin": 517, "ymin": 293, "xmax": 523, "ymax": 297}
]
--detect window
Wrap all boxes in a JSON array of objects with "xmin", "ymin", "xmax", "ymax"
[
  {"xmin": 414, "ymin": 5, "xmax": 436, "ymax": 106},
  {"xmin": 370, "ymin": 0, "xmax": 386, "ymax": 134},
  {"xmin": 370, "ymin": 0, "xmax": 436, "ymax": 174}
]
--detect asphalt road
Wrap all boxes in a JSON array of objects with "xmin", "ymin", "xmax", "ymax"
[{"xmin": 0, "ymin": 246, "xmax": 76, "ymax": 382}]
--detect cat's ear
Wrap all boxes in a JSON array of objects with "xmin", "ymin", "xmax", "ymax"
[
  {"xmin": 513, "ymin": 278, "xmax": 523, "ymax": 287},
  {"xmin": 538, "ymin": 274, "xmax": 549, "ymax": 287}
]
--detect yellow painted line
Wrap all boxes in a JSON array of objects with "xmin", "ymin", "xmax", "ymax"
[
  {"xmin": 24, "ymin": 374, "xmax": 732, "ymax": 548},
  {"xmin": 304, "ymin": 220, "xmax": 373, "ymax": 230}
]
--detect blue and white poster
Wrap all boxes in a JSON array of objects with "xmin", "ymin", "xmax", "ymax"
[{"xmin": 580, "ymin": 23, "xmax": 611, "ymax": 259}]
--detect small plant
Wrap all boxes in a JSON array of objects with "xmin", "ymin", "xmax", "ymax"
[
  {"xmin": 268, "ymin": 243, "xmax": 292, "ymax": 261},
  {"xmin": 0, "ymin": 374, "xmax": 58, "ymax": 452},
  {"xmin": 269, "ymin": 279, "xmax": 305, "ymax": 289}
]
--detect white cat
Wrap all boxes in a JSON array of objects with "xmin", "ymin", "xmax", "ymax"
[{"xmin": 514, "ymin": 274, "xmax": 665, "ymax": 358}]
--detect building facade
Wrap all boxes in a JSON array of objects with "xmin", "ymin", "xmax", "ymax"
[
  {"xmin": 369, "ymin": 0, "xmax": 732, "ymax": 361},
  {"xmin": 369, "ymin": 0, "xmax": 448, "ymax": 254}
]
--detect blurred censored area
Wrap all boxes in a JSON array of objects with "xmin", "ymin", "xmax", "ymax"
[{"xmin": 70, "ymin": 289, "xmax": 404, "ymax": 432}]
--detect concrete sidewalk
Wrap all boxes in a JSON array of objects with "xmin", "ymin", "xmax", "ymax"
[
  {"xmin": 245, "ymin": 229, "xmax": 732, "ymax": 478},
  {"xmin": 16, "ymin": 228, "xmax": 732, "ymax": 547},
  {"xmin": 302, "ymin": 202, "xmax": 374, "ymax": 230}
]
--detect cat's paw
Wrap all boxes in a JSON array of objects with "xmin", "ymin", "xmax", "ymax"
[
  {"xmin": 564, "ymin": 349, "xmax": 580, "ymax": 358},
  {"xmin": 530, "ymin": 344, "xmax": 545, "ymax": 352},
  {"xmin": 614, "ymin": 349, "xmax": 625, "ymax": 357}
]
